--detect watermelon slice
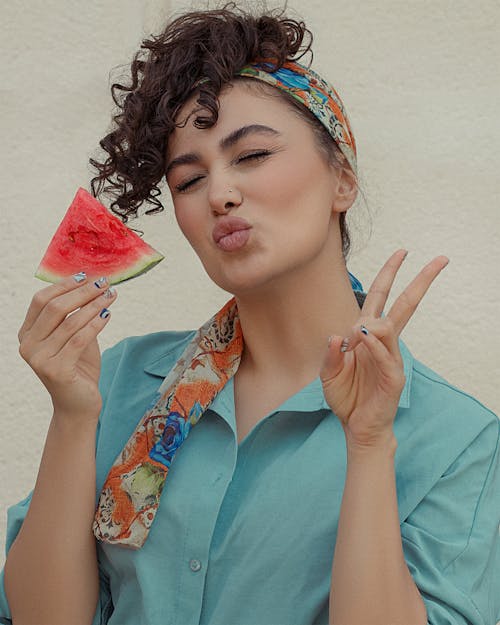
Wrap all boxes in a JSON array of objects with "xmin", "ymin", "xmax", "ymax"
[{"xmin": 35, "ymin": 187, "xmax": 164, "ymax": 285}]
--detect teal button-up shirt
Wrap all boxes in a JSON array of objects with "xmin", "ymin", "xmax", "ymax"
[{"xmin": 1, "ymin": 295, "xmax": 499, "ymax": 625}]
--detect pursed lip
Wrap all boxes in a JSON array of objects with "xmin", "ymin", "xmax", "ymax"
[{"xmin": 212, "ymin": 216, "xmax": 252, "ymax": 244}]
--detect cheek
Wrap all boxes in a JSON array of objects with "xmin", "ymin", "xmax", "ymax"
[
  {"xmin": 259, "ymin": 153, "xmax": 330, "ymax": 209},
  {"xmin": 250, "ymin": 163, "xmax": 304, "ymax": 216},
  {"xmin": 173, "ymin": 203, "xmax": 200, "ymax": 245}
]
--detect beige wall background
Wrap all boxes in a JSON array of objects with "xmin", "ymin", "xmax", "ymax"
[{"xmin": 1, "ymin": 0, "xmax": 499, "ymax": 567}]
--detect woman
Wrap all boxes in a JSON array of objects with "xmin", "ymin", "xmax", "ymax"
[{"xmin": 1, "ymin": 5, "xmax": 499, "ymax": 625}]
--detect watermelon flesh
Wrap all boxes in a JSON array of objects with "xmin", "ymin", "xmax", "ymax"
[{"xmin": 35, "ymin": 187, "xmax": 164, "ymax": 285}]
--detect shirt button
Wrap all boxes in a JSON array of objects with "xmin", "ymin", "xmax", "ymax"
[{"xmin": 189, "ymin": 558, "xmax": 202, "ymax": 572}]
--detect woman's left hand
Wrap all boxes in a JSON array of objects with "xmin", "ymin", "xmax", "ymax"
[{"xmin": 320, "ymin": 249, "xmax": 450, "ymax": 450}]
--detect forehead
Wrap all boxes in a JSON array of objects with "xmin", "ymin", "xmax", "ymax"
[{"xmin": 168, "ymin": 80, "xmax": 299, "ymax": 152}]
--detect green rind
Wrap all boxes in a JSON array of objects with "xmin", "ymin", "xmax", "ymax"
[
  {"xmin": 35, "ymin": 187, "xmax": 166, "ymax": 285},
  {"xmin": 35, "ymin": 251, "xmax": 165, "ymax": 285}
]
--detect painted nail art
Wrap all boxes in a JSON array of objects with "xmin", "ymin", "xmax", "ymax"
[
  {"xmin": 360, "ymin": 325, "xmax": 369, "ymax": 335},
  {"xmin": 94, "ymin": 276, "xmax": 107, "ymax": 288},
  {"xmin": 72, "ymin": 271, "xmax": 86, "ymax": 282},
  {"xmin": 340, "ymin": 337, "xmax": 350, "ymax": 352},
  {"xmin": 102, "ymin": 287, "xmax": 116, "ymax": 299},
  {"xmin": 99, "ymin": 308, "xmax": 110, "ymax": 319}
]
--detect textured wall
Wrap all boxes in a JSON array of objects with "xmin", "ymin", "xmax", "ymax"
[{"xmin": 1, "ymin": 0, "xmax": 499, "ymax": 570}]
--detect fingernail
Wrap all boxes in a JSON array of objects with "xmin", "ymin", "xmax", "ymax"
[
  {"xmin": 402, "ymin": 250, "xmax": 409, "ymax": 260},
  {"xmin": 328, "ymin": 335, "xmax": 334, "ymax": 347},
  {"xmin": 340, "ymin": 337, "xmax": 350, "ymax": 352},
  {"xmin": 102, "ymin": 287, "xmax": 116, "ymax": 299},
  {"xmin": 360, "ymin": 325, "xmax": 369, "ymax": 335},
  {"xmin": 72, "ymin": 271, "xmax": 86, "ymax": 282},
  {"xmin": 94, "ymin": 276, "xmax": 107, "ymax": 288},
  {"xmin": 99, "ymin": 308, "xmax": 110, "ymax": 318}
]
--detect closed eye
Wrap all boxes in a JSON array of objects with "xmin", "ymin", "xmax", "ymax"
[
  {"xmin": 236, "ymin": 150, "xmax": 272, "ymax": 164},
  {"xmin": 174, "ymin": 150, "xmax": 273, "ymax": 193},
  {"xmin": 175, "ymin": 176, "xmax": 204, "ymax": 193}
]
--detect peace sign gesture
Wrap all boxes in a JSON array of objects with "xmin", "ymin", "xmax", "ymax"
[{"xmin": 320, "ymin": 249, "xmax": 450, "ymax": 450}]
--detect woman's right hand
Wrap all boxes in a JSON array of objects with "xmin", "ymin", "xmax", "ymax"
[{"xmin": 17, "ymin": 273, "xmax": 118, "ymax": 423}]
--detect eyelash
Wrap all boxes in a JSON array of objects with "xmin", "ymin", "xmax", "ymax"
[{"xmin": 174, "ymin": 150, "xmax": 272, "ymax": 193}]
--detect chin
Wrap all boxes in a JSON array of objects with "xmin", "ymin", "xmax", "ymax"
[
  {"xmin": 206, "ymin": 264, "xmax": 291, "ymax": 298},
  {"xmin": 209, "ymin": 275, "xmax": 266, "ymax": 297},
  {"xmin": 200, "ymin": 244, "xmax": 319, "ymax": 296}
]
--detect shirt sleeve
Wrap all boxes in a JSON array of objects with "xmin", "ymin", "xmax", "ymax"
[
  {"xmin": 400, "ymin": 414, "xmax": 500, "ymax": 625},
  {"xmin": 0, "ymin": 341, "xmax": 125, "ymax": 625}
]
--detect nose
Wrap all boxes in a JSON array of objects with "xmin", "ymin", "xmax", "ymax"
[{"xmin": 209, "ymin": 181, "xmax": 243, "ymax": 215}]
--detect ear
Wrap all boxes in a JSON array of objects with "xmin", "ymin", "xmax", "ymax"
[{"xmin": 331, "ymin": 166, "xmax": 358, "ymax": 213}]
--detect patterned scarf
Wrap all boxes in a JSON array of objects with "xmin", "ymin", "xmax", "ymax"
[
  {"xmin": 93, "ymin": 60, "xmax": 361, "ymax": 549},
  {"xmin": 93, "ymin": 278, "xmax": 362, "ymax": 548}
]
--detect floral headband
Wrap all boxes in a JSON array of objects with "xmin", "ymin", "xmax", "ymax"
[{"xmin": 232, "ymin": 59, "xmax": 358, "ymax": 176}]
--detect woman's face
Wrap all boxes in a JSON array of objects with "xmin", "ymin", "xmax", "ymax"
[{"xmin": 165, "ymin": 80, "xmax": 355, "ymax": 296}]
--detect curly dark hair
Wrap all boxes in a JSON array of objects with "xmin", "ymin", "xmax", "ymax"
[{"xmin": 89, "ymin": 2, "xmax": 358, "ymax": 259}]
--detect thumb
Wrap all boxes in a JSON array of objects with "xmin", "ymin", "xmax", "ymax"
[{"xmin": 320, "ymin": 335, "xmax": 346, "ymax": 383}]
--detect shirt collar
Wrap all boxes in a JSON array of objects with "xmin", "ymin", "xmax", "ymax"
[{"xmin": 143, "ymin": 293, "xmax": 413, "ymax": 410}]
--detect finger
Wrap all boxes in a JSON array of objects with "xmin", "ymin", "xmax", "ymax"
[
  {"xmin": 29, "ymin": 306, "xmax": 113, "ymax": 379},
  {"xmin": 340, "ymin": 318, "xmax": 401, "ymax": 363},
  {"xmin": 53, "ymin": 307, "xmax": 113, "ymax": 369},
  {"xmin": 387, "ymin": 255, "xmax": 449, "ymax": 335},
  {"xmin": 20, "ymin": 275, "xmax": 111, "ymax": 345},
  {"xmin": 26, "ymin": 287, "xmax": 117, "ymax": 362},
  {"xmin": 358, "ymin": 330, "xmax": 406, "ymax": 390},
  {"xmin": 361, "ymin": 249, "xmax": 408, "ymax": 318},
  {"xmin": 320, "ymin": 335, "xmax": 347, "ymax": 383},
  {"xmin": 19, "ymin": 272, "xmax": 90, "ymax": 341}
]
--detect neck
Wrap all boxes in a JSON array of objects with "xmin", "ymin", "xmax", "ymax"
[{"xmin": 233, "ymin": 251, "xmax": 362, "ymax": 387}]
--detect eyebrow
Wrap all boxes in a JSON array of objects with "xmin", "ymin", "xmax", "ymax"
[{"xmin": 165, "ymin": 124, "xmax": 281, "ymax": 177}]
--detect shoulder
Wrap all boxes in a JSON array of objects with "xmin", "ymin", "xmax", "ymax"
[
  {"xmin": 97, "ymin": 329, "xmax": 198, "ymax": 434},
  {"xmin": 408, "ymin": 347, "xmax": 498, "ymax": 433},
  {"xmin": 395, "ymin": 338, "xmax": 499, "ymax": 514},
  {"xmin": 100, "ymin": 329, "xmax": 197, "ymax": 382}
]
